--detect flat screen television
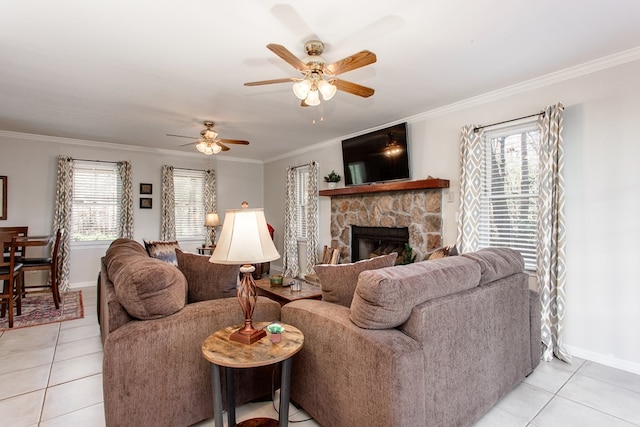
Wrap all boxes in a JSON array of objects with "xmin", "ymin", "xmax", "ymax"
[{"xmin": 341, "ymin": 122, "xmax": 410, "ymax": 186}]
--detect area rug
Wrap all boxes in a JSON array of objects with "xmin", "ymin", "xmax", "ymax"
[{"xmin": 0, "ymin": 290, "xmax": 84, "ymax": 331}]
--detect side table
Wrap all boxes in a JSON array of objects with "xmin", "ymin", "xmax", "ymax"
[
  {"xmin": 197, "ymin": 245, "xmax": 215, "ymax": 255},
  {"xmin": 201, "ymin": 322, "xmax": 304, "ymax": 427}
]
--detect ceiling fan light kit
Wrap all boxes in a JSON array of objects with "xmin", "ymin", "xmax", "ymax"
[
  {"xmin": 167, "ymin": 121, "xmax": 250, "ymax": 156},
  {"xmin": 245, "ymin": 39, "xmax": 376, "ymax": 107}
]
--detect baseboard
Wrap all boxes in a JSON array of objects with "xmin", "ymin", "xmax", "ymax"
[
  {"xmin": 565, "ymin": 344, "xmax": 640, "ymax": 376},
  {"xmin": 69, "ymin": 281, "xmax": 96, "ymax": 290}
]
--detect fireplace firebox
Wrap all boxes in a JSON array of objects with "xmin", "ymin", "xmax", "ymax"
[{"xmin": 351, "ymin": 225, "xmax": 409, "ymax": 262}]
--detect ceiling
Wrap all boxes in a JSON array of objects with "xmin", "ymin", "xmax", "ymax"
[{"xmin": 2, "ymin": 1, "xmax": 640, "ymax": 162}]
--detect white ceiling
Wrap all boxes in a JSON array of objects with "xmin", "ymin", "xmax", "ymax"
[{"xmin": 2, "ymin": 1, "xmax": 640, "ymax": 161}]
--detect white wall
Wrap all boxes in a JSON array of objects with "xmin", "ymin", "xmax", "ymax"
[
  {"xmin": 0, "ymin": 134, "xmax": 263, "ymax": 287},
  {"xmin": 263, "ymin": 57, "xmax": 640, "ymax": 374}
]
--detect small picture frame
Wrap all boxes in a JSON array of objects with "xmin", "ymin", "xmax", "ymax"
[
  {"xmin": 0, "ymin": 175, "xmax": 7, "ymax": 220},
  {"xmin": 140, "ymin": 183, "xmax": 153, "ymax": 195},
  {"xmin": 140, "ymin": 197, "xmax": 153, "ymax": 209}
]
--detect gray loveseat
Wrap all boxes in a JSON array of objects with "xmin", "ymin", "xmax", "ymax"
[
  {"xmin": 98, "ymin": 239, "xmax": 281, "ymax": 427},
  {"xmin": 281, "ymin": 248, "xmax": 541, "ymax": 427}
]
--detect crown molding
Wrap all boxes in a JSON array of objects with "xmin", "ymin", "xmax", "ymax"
[
  {"xmin": 407, "ymin": 46, "xmax": 640, "ymax": 121},
  {"xmin": 0, "ymin": 130, "xmax": 262, "ymax": 164}
]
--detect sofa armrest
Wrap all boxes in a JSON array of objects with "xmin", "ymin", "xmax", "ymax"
[
  {"xmin": 103, "ymin": 296, "xmax": 280, "ymax": 427},
  {"xmin": 99, "ymin": 260, "xmax": 132, "ymax": 343},
  {"xmin": 281, "ymin": 299, "xmax": 425, "ymax": 427}
]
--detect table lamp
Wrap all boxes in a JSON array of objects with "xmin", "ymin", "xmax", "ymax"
[
  {"xmin": 204, "ymin": 212, "xmax": 220, "ymax": 245},
  {"xmin": 209, "ymin": 207, "xmax": 280, "ymax": 344}
]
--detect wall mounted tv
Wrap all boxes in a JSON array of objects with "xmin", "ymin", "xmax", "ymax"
[{"xmin": 341, "ymin": 122, "xmax": 410, "ymax": 186}]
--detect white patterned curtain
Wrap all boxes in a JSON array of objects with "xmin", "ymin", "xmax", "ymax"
[
  {"xmin": 283, "ymin": 167, "xmax": 299, "ymax": 277},
  {"xmin": 537, "ymin": 102, "xmax": 570, "ymax": 363},
  {"xmin": 204, "ymin": 169, "xmax": 217, "ymax": 246},
  {"xmin": 456, "ymin": 125, "xmax": 485, "ymax": 253},
  {"xmin": 52, "ymin": 155, "xmax": 73, "ymax": 292},
  {"xmin": 160, "ymin": 165, "xmax": 176, "ymax": 241},
  {"xmin": 117, "ymin": 161, "xmax": 134, "ymax": 239},
  {"xmin": 305, "ymin": 161, "xmax": 319, "ymax": 274}
]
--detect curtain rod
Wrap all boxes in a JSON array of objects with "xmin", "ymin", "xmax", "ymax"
[
  {"xmin": 290, "ymin": 161, "xmax": 316, "ymax": 169},
  {"xmin": 473, "ymin": 111, "xmax": 545, "ymax": 133},
  {"xmin": 73, "ymin": 158, "xmax": 118, "ymax": 164}
]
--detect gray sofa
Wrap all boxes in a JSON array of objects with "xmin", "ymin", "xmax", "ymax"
[
  {"xmin": 281, "ymin": 248, "xmax": 541, "ymax": 427},
  {"xmin": 98, "ymin": 239, "xmax": 281, "ymax": 427}
]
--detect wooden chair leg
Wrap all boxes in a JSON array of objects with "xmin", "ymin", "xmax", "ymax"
[{"xmin": 51, "ymin": 271, "xmax": 60, "ymax": 309}]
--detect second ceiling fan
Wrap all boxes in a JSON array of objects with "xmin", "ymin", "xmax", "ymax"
[
  {"xmin": 244, "ymin": 40, "xmax": 377, "ymax": 106},
  {"xmin": 166, "ymin": 121, "xmax": 249, "ymax": 155}
]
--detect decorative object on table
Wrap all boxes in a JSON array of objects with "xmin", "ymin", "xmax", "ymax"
[
  {"xmin": 266, "ymin": 323, "xmax": 285, "ymax": 343},
  {"xmin": 0, "ymin": 175, "xmax": 7, "ymax": 220},
  {"xmin": 269, "ymin": 274, "xmax": 283, "ymax": 286},
  {"xmin": 323, "ymin": 170, "xmax": 341, "ymax": 189},
  {"xmin": 290, "ymin": 281, "xmax": 302, "ymax": 292},
  {"xmin": 204, "ymin": 212, "xmax": 220, "ymax": 245},
  {"xmin": 140, "ymin": 183, "xmax": 153, "ymax": 194},
  {"xmin": 139, "ymin": 197, "xmax": 152, "ymax": 209},
  {"xmin": 0, "ymin": 290, "xmax": 84, "ymax": 331},
  {"xmin": 210, "ymin": 206, "xmax": 280, "ymax": 344}
]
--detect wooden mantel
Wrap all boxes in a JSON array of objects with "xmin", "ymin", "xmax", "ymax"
[{"xmin": 319, "ymin": 178, "xmax": 450, "ymax": 197}]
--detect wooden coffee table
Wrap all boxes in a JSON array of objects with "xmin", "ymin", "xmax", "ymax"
[{"xmin": 255, "ymin": 277, "xmax": 322, "ymax": 306}]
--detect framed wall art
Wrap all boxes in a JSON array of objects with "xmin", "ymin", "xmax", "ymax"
[
  {"xmin": 140, "ymin": 197, "xmax": 153, "ymax": 209},
  {"xmin": 140, "ymin": 183, "xmax": 153, "ymax": 194},
  {"xmin": 0, "ymin": 176, "xmax": 6, "ymax": 220}
]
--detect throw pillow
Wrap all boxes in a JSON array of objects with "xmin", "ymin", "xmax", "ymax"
[
  {"xmin": 175, "ymin": 249, "xmax": 240, "ymax": 303},
  {"xmin": 314, "ymin": 252, "xmax": 398, "ymax": 307},
  {"xmin": 106, "ymin": 239, "xmax": 187, "ymax": 320},
  {"xmin": 427, "ymin": 244, "xmax": 458, "ymax": 260},
  {"xmin": 144, "ymin": 239, "xmax": 180, "ymax": 266}
]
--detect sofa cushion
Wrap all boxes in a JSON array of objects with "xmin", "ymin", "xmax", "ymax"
[
  {"xmin": 106, "ymin": 239, "xmax": 187, "ymax": 320},
  {"xmin": 350, "ymin": 256, "xmax": 481, "ymax": 329},
  {"xmin": 461, "ymin": 247, "xmax": 524, "ymax": 285},
  {"xmin": 314, "ymin": 253, "xmax": 398, "ymax": 308},
  {"xmin": 144, "ymin": 239, "xmax": 180, "ymax": 266},
  {"xmin": 175, "ymin": 249, "xmax": 239, "ymax": 303}
]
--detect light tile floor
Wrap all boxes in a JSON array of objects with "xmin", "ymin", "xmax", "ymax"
[{"xmin": 1, "ymin": 286, "xmax": 639, "ymax": 427}]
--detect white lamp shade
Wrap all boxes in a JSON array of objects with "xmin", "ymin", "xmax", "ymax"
[
  {"xmin": 211, "ymin": 142, "xmax": 222, "ymax": 154},
  {"xmin": 205, "ymin": 212, "xmax": 220, "ymax": 227},
  {"xmin": 305, "ymin": 89, "xmax": 321, "ymax": 106},
  {"xmin": 292, "ymin": 79, "xmax": 312, "ymax": 100},
  {"xmin": 210, "ymin": 208, "xmax": 280, "ymax": 265},
  {"xmin": 318, "ymin": 79, "xmax": 337, "ymax": 100}
]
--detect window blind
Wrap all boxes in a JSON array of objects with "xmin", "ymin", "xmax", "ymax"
[
  {"xmin": 173, "ymin": 169, "xmax": 205, "ymax": 239},
  {"xmin": 295, "ymin": 166, "xmax": 309, "ymax": 240},
  {"xmin": 72, "ymin": 160, "xmax": 120, "ymax": 241},
  {"xmin": 480, "ymin": 124, "xmax": 540, "ymax": 270}
]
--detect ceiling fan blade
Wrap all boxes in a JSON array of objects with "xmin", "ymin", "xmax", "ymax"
[
  {"xmin": 179, "ymin": 141, "xmax": 198, "ymax": 147},
  {"xmin": 333, "ymin": 78, "xmax": 375, "ymax": 98},
  {"xmin": 325, "ymin": 50, "xmax": 377, "ymax": 75},
  {"xmin": 166, "ymin": 133, "xmax": 198, "ymax": 139},
  {"xmin": 219, "ymin": 139, "xmax": 250, "ymax": 145},
  {"xmin": 217, "ymin": 142, "xmax": 231, "ymax": 152},
  {"xmin": 267, "ymin": 43, "xmax": 307, "ymax": 72},
  {"xmin": 244, "ymin": 77, "xmax": 297, "ymax": 86},
  {"xmin": 300, "ymin": 99, "xmax": 310, "ymax": 107}
]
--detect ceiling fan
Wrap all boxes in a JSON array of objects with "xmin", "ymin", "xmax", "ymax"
[
  {"xmin": 166, "ymin": 121, "xmax": 249, "ymax": 155},
  {"xmin": 244, "ymin": 40, "xmax": 376, "ymax": 106}
]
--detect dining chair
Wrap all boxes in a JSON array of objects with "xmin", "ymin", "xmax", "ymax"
[
  {"xmin": 0, "ymin": 226, "xmax": 28, "ymax": 262},
  {"xmin": 1, "ymin": 232, "xmax": 23, "ymax": 328},
  {"xmin": 19, "ymin": 228, "xmax": 63, "ymax": 309}
]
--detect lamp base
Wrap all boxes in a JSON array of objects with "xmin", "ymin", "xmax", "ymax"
[{"xmin": 229, "ymin": 328, "xmax": 266, "ymax": 345}]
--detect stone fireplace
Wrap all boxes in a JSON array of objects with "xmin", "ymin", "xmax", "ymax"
[
  {"xmin": 324, "ymin": 179, "xmax": 448, "ymax": 263},
  {"xmin": 351, "ymin": 225, "xmax": 409, "ymax": 262}
]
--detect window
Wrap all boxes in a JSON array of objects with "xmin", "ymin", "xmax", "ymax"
[
  {"xmin": 480, "ymin": 122, "xmax": 540, "ymax": 270},
  {"xmin": 72, "ymin": 161, "xmax": 120, "ymax": 241},
  {"xmin": 173, "ymin": 169, "xmax": 205, "ymax": 239},
  {"xmin": 295, "ymin": 166, "xmax": 309, "ymax": 240}
]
